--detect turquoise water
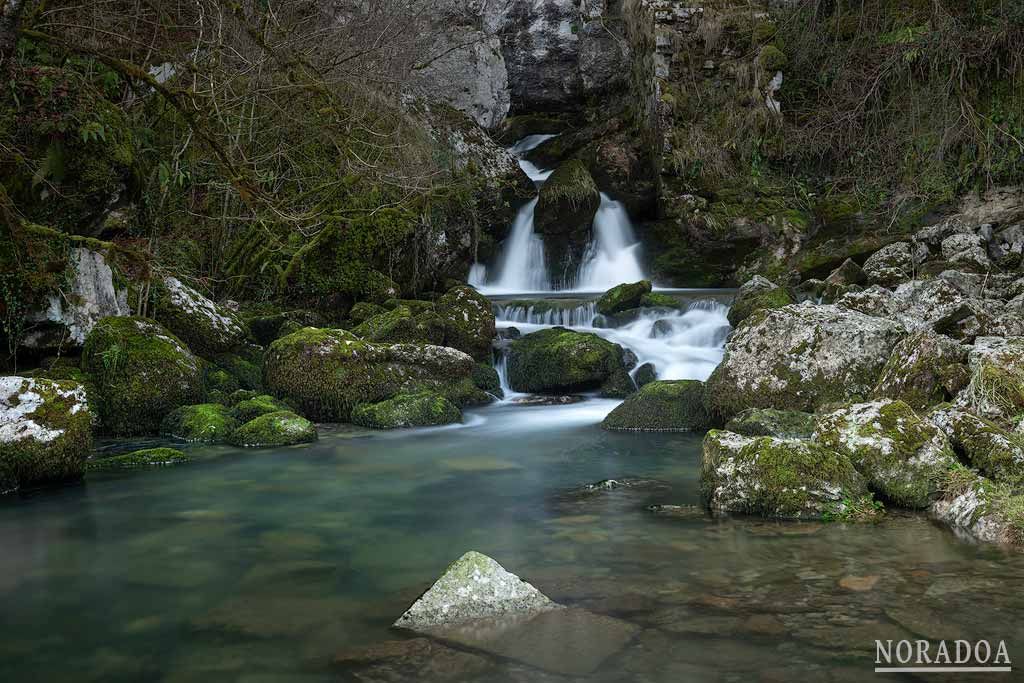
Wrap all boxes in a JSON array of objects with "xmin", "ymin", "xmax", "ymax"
[{"xmin": 3, "ymin": 398, "xmax": 1024, "ymax": 682}]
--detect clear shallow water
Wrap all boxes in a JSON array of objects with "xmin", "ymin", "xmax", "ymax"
[{"xmin": 3, "ymin": 400, "xmax": 1024, "ymax": 682}]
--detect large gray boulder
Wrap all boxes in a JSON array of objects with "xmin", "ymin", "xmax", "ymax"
[
  {"xmin": 394, "ymin": 551, "xmax": 556, "ymax": 629},
  {"xmin": 941, "ymin": 232, "xmax": 991, "ymax": 271},
  {"xmin": 872, "ymin": 330, "xmax": 969, "ymax": 410},
  {"xmin": 861, "ymin": 241, "xmax": 927, "ymax": 286},
  {"xmin": 705, "ymin": 303, "xmax": 904, "ymax": 419},
  {"xmin": 155, "ymin": 276, "xmax": 247, "ymax": 356}
]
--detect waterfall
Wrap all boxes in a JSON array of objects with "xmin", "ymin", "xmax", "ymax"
[
  {"xmin": 494, "ymin": 302, "xmax": 598, "ymax": 327},
  {"xmin": 471, "ymin": 135, "xmax": 649, "ymax": 295}
]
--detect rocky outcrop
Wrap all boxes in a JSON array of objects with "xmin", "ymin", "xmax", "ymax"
[
  {"xmin": 535, "ymin": 160, "xmax": 601, "ymax": 281},
  {"xmin": 0, "ymin": 377, "xmax": 92, "ymax": 493},
  {"xmin": 814, "ymin": 401, "xmax": 957, "ymax": 509},
  {"xmin": 705, "ymin": 303, "xmax": 904, "ymax": 420},
  {"xmin": 955, "ymin": 337, "xmax": 1024, "ymax": 421},
  {"xmin": 601, "ymin": 380, "xmax": 710, "ymax": 431},
  {"xmin": 701, "ymin": 430, "xmax": 868, "ymax": 519},
  {"xmin": 155, "ymin": 276, "xmax": 247, "ymax": 356},
  {"xmin": 861, "ymin": 241, "xmax": 928, "ymax": 286},
  {"xmin": 506, "ymin": 327, "xmax": 634, "ymax": 396},
  {"xmin": 435, "ymin": 286, "xmax": 496, "ymax": 361},
  {"xmin": 930, "ymin": 467, "xmax": 1024, "ymax": 546},
  {"xmin": 22, "ymin": 247, "xmax": 129, "ymax": 351},
  {"xmin": 82, "ymin": 316, "xmax": 204, "ymax": 435}
]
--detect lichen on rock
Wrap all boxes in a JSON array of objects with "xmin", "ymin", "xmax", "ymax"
[
  {"xmin": 872, "ymin": 330, "xmax": 969, "ymax": 410},
  {"xmin": 727, "ymin": 275, "xmax": 793, "ymax": 327},
  {"xmin": 725, "ymin": 408, "xmax": 816, "ymax": 439}
]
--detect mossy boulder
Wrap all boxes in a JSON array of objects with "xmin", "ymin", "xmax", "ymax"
[
  {"xmin": 535, "ymin": 160, "xmax": 601, "ymax": 280},
  {"xmin": 349, "ymin": 301, "xmax": 387, "ymax": 324},
  {"xmin": 86, "ymin": 448, "xmax": 192, "ymax": 471},
  {"xmin": 930, "ymin": 407, "xmax": 1024, "ymax": 485},
  {"xmin": 230, "ymin": 394, "xmax": 292, "ymax": 423},
  {"xmin": 211, "ymin": 352, "xmax": 263, "ymax": 392},
  {"xmin": 957, "ymin": 337, "xmax": 1024, "ymax": 421},
  {"xmin": 154, "ymin": 276, "xmax": 247, "ymax": 356},
  {"xmin": 204, "ymin": 367, "xmax": 240, "ymax": 396},
  {"xmin": 725, "ymin": 408, "xmax": 816, "ymax": 439},
  {"xmin": 727, "ymin": 276, "xmax": 794, "ymax": 327},
  {"xmin": 814, "ymin": 401, "xmax": 957, "ymax": 509},
  {"xmin": 263, "ymin": 327, "xmax": 478, "ymax": 421},
  {"xmin": 435, "ymin": 286, "xmax": 496, "ymax": 361},
  {"xmin": 701, "ymin": 430, "xmax": 868, "ymax": 520},
  {"xmin": 507, "ymin": 327, "xmax": 634, "ymax": 397},
  {"xmin": 931, "ymin": 466, "xmax": 1024, "ymax": 546},
  {"xmin": 0, "ymin": 377, "xmax": 93, "ymax": 493},
  {"xmin": 160, "ymin": 403, "xmax": 239, "ymax": 443},
  {"xmin": 351, "ymin": 391, "xmax": 462, "ymax": 429},
  {"xmin": 602, "ymin": 380, "xmax": 710, "ymax": 431},
  {"xmin": 82, "ymin": 316, "xmax": 204, "ymax": 435},
  {"xmin": 352, "ymin": 305, "xmax": 445, "ymax": 346},
  {"xmin": 246, "ymin": 309, "xmax": 325, "ymax": 346},
  {"xmin": 471, "ymin": 363, "xmax": 503, "ymax": 398},
  {"xmin": 229, "ymin": 411, "xmax": 317, "ymax": 448},
  {"xmin": 872, "ymin": 330, "xmax": 969, "ymax": 410},
  {"xmin": 705, "ymin": 303, "xmax": 905, "ymax": 421},
  {"xmin": 639, "ymin": 292, "xmax": 684, "ymax": 309},
  {"xmin": 596, "ymin": 281, "xmax": 652, "ymax": 316}
]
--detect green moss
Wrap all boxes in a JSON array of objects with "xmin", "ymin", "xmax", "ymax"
[
  {"xmin": 602, "ymin": 380, "xmax": 710, "ymax": 431},
  {"xmin": 639, "ymin": 293, "xmax": 683, "ymax": 309},
  {"xmin": 86, "ymin": 448, "xmax": 191, "ymax": 471},
  {"xmin": 537, "ymin": 159, "xmax": 599, "ymax": 209},
  {"xmin": 434, "ymin": 286, "xmax": 495, "ymax": 361},
  {"xmin": 160, "ymin": 403, "xmax": 238, "ymax": 443},
  {"xmin": 757, "ymin": 44, "xmax": 788, "ymax": 71},
  {"xmin": 0, "ymin": 378, "xmax": 93, "ymax": 492},
  {"xmin": 349, "ymin": 301, "xmax": 387, "ymax": 324},
  {"xmin": 230, "ymin": 394, "xmax": 292, "ymax": 423},
  {"xmin": 204, "ymin": 367, "xmax": 240, "ymax": 396},
  {"xmin": 352, "ymin": 305, "xmax": 445, "ymax": 345},
  {"xmin": 823, "ymin": 493, "xmax": 886, "ymax": 523},
  {"xmin": 212, "ymin": 353, "xmax": 263, "ymax": 392},
  {"xmin": 507, "ymin": 327, "xmax": 633, "ymax": 396},
  {"xmin": 350, "ymin": 391, "xmax": 461, "ymax": 429},
  {"xmin": 596, "ymin": 281, "xmax": 653, "ymax": 316},
  {"xmin": 230, "ymin": 410, "xmax": 317, "ymax": 447},
  {"xmin": 81, "ymin": 316, "xmax": 203, "ymax": 435},
  {"xmin": 471, "ymin": 363, "xmax": 503, "ymax": 398},
  {"xmin": 725, "ymin": 408, "xmax": 816, "ymax": 438},
  {"xmin": 727, "ymin": 285, "xmax": 793, "ymax": 327}
]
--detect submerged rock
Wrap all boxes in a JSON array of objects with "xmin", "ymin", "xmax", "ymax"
[
  {"xmin": 727, "ymin": 276, "xmax": 793, "ymax": 327},
  {"xmin": 351, "ymin": 391, "xmax": 461, "ymax": 430},
  {"xmin": 813, "ymin": 401, "xmax": 957, "ymax": 509},
  {"xmin": 705, "ymin": 303, "xmax": 904, "ymax": 420},
  {"xmin": 86, "ymin": 447, "xmax": 191, "ymax": 471},
  {"xmin": 596, "ymin": 280, "xmax": 652, "ymax": 316},
  {"xmin": 725, "ymin": 408, "xmax": 816, "ymax": 439},
  {"xmin": 155, "ymin": 276, "xmax": 247, "ymax": 356},
  {"xmin": 701, "ymin": 430, "xmax": 868, "ymax": 519},
  {"xmin": 394, "ymin": 551, "xmax": 556, "ymax": 629},
  {"xmin": 82, "ymin": 317, "xmax": 204, "ymax": 435},
  {"xmin": 634, "ymin": 362, "xmax": 657, "ymax": 387},
  {"xmin": 334, "ymin": 637, "xmax": 492, "ymax": 682},
  {"xmin": 872, "ymin": 330, "xmax": 969, "ymax": 410},
  {"xmin": 506, "ymin": 327, "xmax": 634, "ymax": 397},
  {"xmin": 601, "ymin": 380, "xmax": 710, "ymax": 432},
  {"xmin": 229, "ymin": 411, "xmax": 317, "ymax": 448},
  {"xmin": 160, "ymin": 403, "xmax": 239, "ymax": 443},
  {"xmin": 0, "ymin": 377, "xmax": 93, "ymax": 493}
]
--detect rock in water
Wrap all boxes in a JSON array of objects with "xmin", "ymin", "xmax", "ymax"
[
  {"xmin": 0, "ymin": 377, "xmax": 93, "ymax": 493},
  {"xmin": 394, "ymin": 551, "xmax": 555, "ymax": 629},
  {"xmin": 506, "ymin": 327, "xmax": 634, "ymax": 397},
  {"xmin": 596, "ymin": 280, "xmax": 652, "ymax": 316},
  {"xmin": 601, "ymin": 380, "xmax": 710, "ymax": 431}
]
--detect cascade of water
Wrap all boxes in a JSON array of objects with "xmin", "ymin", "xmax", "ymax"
[
  {"xmin": 494, "ymin": 302, "xmax": 598, "ymax": 327},
  {"xmin": 574, "ymin": 194, "xmax": 647, "ymax": 291}
]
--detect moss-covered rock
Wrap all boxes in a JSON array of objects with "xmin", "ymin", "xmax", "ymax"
[
  {"xmin": 471, "ymin": 363, "xmax": 503, "ymax": 398},
  {"xmin": 727, "ymin": 276, "xmax": 794, "ymax": 327},
  {"xmin": 725, "ymin": 408, "xmax": 816, "ymax": 439},
  {"xmin": 930, "ymin": 407, "xmax": 1024, "ymax": 486},
  {"xmin": 86, "ymin": 447, "xmax": 192, "ymax": 471},
  {"xmin": 957, "ymin": 337, "xmax": 1024, "ymax": 421},
  {"xmin": 435, "ymin": 286, "xmax": 496, "ymax": 361},
  {"xmin": 602, "ymin": 380, "xmax": 710, "ymax": 431},
  {"xmin": 705, "ymin": 303, "xmax": 905, "ymax": 421},
  {"xmin": 230, "ymin": 394, "xmax": 292, "ymax": 423},
  {"xmin": 352, "ymin": 305, "xmax": 445, "ymax": 346},
  {"xmin": 263, "ymin": 327, "xmax": 478, "ymax": 421},
  {"xmin": 814, "ymin": 401, "xmax": 957, "ymax": 509},
  {"xmin": 204, "ymin": 367, "xmax": 240, "ymax": 396},
  {"xmin": 0, "ymin": 377, "xmax": 93, "ymax": 493},
  {"xmin": 596, "ymin": 281, "xmax": 652, "ymax": 316},
  {"xmin": 535, "ymin": 160, "xmax": 601, "ymax": 280},
  {"xmin": 507, "ymin": 327, "xmax": 634, "ymax": 397},
  {"xmin": 160, "ymin": 403, "xmax": 239, "ymax": 443},
  {"xmin": 872, "ymin": 330, "xmax": 969, "ymax": 410},
  {"xmin": 639, "ymin": 292, "xmax": 684, "ymax": 309},
  {"xmin": 351, "ymin": 391, "xmax": 462, "ymax": 429},
  {"xmin": 211, "ymin": 352, "xmax": 263, "ymax": 392},
  {"xmin": 701, "ymin": 430, "xmax": 868, "ymax": 519},
  {"xmin": 154, "ymin": 276, "xmax": 247, "ymax": 356},
  {"xmin": 82, "ymin": 316, "xmax": 203, "ymax": 435},
  {"xmin": 931, "ymin": 466, "xmax": 1024, "ymax": 546},
  {"xmin": 861, "ymin": 242, "xmax": 927, "ymax": 286},
  {"xmin": 229, "ymin": 411, "xmax": 317, "ymax": 447},
  {"xmin": 349, "ymin": 301, "xmax": 387, "ymax": 324}
]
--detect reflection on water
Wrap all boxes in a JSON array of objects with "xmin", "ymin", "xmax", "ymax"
[{"xmin": 2, "ymin": 401, "xmax": 1024, "ymax": 681}]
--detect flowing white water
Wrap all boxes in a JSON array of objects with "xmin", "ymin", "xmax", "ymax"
[{"xmin": 470, "ymin": 135, "xmax": 649, "ymax": 295}]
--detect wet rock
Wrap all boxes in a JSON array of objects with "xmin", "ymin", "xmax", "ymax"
[
  {"xmin": 634, "ymin": 362, "xmax": 657, "ymax": 387},
  {"xmin": 872, "ymin": 330, "xmax": 969, "ymax": 410},
  {"xmin": 83, "ymin": 316, "xmax": 204, "ymax": 435},
  {"xmin": 229, "ymin": 394, "xmax": 291, "ymax": 423},
  {"xmin": 160, "ymin": 403, "xmax": 238, "ymax": 443},
  {"xmin": 601, "ymin": 380, "xmax": 710, "ymax": 432},
  {"xmin": 510, "ymin": 394, "xmax": 586, "ymax": 406},
  {"xmin": 535, "ymin": 160, "xmax": 601, "ymax": 280},
  {"xmin": 861, "ymin": 241, "xmax": 927, "ymax": 286},
  {"xmin": 569, "ymin": 478, "xmax": 672, "ymax": 497},
  {"xmin": 352, "ymin": 305, "xmax": 445, "ymax": 346},
  {"xmin": 645, "ymin": 504, "xmax": 707, "ymax": 520},
  {"xmin": 814, "ymin": 400, "xmax": 957, "ymax": 509},
  {"xmin": 705, "ymin": 303, "xmax": 904, "ymax": 420},
  {"xmin": 471, "ymin": 363, "xmax": 503, "ymax": 398},
  {"xmin": 334, "ymin": 638, "xmax": 493, "ymax": 682},
  {"xmin": 496, "ymin": 326, "xmax": 521, "ymax": 340},
  {"xmin": 155, "ymin": 276, "xmax": 247, "ymax": 356},
  {"xmin": 351, "ymin": 391, "xmax": 461, "ymax": 430},
  {"xmin": 884, "ymin": 604, "xmax": 968, "ymax": 641},
  {"xmin": 229, "ymin": 411, "xmax": 317, "ymax": 448},
  {"xmin": 86, "ymin": 448, "xmax": 191, "ymax": 471},
  {"xmin": 0, "ymin": 376, "xmax": 92, "ymax": 493},
  {"xmin": 596, "ymin": 280, "xmax": 652, "ymax": 316},
  {"xmin": 727, "ymin": 276, "xmax": 794, "ymax": 327},
  {"xmin": 725, "ymin": 408, "xmax": 816, "ymax": 439},
  {"xmin": 507, "ymin": 327, "xmax": 634, "ymax": 397},
  {"xmin": 701, "ymin": 430, "xmax": 868, "ymax": 519},
  {"xmin": 435, "ymin": 286, "xmax": 497, "ymax": 361},
  {"xmin": 929, "ymin": 406, "xmax": 1024, "ymax": 484},
  {"xmin": 394, "ymin": 551, "xmax": 556, "ymax": 630},
  {"xmin": 650, "ymin": 319, "xmax": 674, "ymax": 338},
  {"xmin": 838, "ymin": 575, "xmax": 879, "ymax": 592}
]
